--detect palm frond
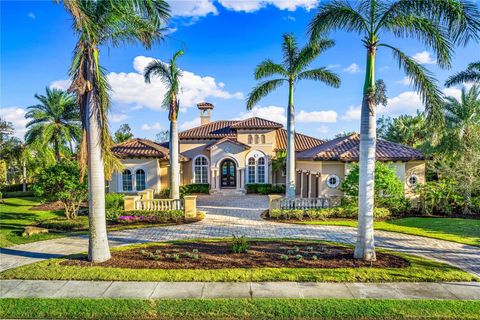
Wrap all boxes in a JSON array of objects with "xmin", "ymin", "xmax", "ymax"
[
  {"xmin": 282, "ymin": 33, "xmax": 298, "ymax": 72},
  {"xmin": 297, "ymin": 68, "xmax": 341, "ymax": 88},
  {"xmin": 445, "ymin": 60, "xmax": 480, "ymax": 87},
  {"xmin": 254, "ymin": 60, "xmax": 288, "ymax": 80},
  {"xmin": 294, "ymin": 39, "xmax": 335, "ymax": 74},
  {"xmin": 144, "ymin": 60, "xmax": 172, "ymax": 85},
  {"xmin": 246, "ymin": 79, "xmax": 286, "ymax": 110}
]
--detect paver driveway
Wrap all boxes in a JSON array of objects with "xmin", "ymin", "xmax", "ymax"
[{"xmin": 1, "ymin": 195, "xmax": 479, "ymax": 277}]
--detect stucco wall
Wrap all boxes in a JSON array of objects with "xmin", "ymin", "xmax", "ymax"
[
  {"xmin": 109, "ymin": 158, "xmax": 160, "ymax": 194},
  {"xmin": 405, "ymin": 161, "xmax": 426, "ymax": 197}
]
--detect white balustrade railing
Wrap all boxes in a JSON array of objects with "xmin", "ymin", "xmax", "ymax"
[
  {"xmin": 278, "ymin": 197, "xmax": 331, "ymax": 210},
  {"xmin": 135, "ymin": 199, "xmax": 184, "ymax": 211}
]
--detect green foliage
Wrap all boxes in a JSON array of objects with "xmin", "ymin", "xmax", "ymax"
[
  {"xmin": 377, "ymin": 113, "xmax": 427, "ymax": 148},
  {"xmin": 32, "ymin": 161, "xmax": 87, "ymax": 219},
  {"xmin": 246, "ymin": 184, "xmax": 285, "ymax": 195},
  {"xmin": 445, "ymin": 61, "xmax": 480, "ymax": 87},
  {"xmin": 415, "ymin": 180, "xmax": 467, "ymax": 215},
  {"xmin": 231, "ymin": 235, "xmax": 249, "ymax": 254},
  {"xmin": 105, "ymin": 193, "xmax": 125, "ymax": 221},
  {"xmin": 120, "ymin": 210, "xmax": 184, "ymax": 223},
  {"xmin": 341, "ymin": 162, "xmax": 408, "ymax": 214},
  {"xmin": 270, "ymin": 207, "xmax": 391, "ymax": 221},
  {"xmin": 113, "ymin": 124, "xmax": 133, "ymax": 143},
  {"xmin": 159, "ymin": 184, "xmax": 210, "ymax": 199}
]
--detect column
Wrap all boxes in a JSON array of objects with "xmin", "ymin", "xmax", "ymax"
[
  {"xmin": 308, "ymin": 174, "xmax": 312, "ymax": 198},
  {"xmin": 236, "ymin": 168, "xmax": 242, "ymax": 191},
  {"xmin": 300, "ymin": 172, "xmax": 304, "ymax": 198}
]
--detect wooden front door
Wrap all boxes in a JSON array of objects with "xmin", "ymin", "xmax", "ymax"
[{"xmin": 220, "ymin": 159, "xmax": 236, "ymax": 188}]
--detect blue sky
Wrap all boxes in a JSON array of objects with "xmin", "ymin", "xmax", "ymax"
[{"xmin": 1, "ymin": 0, "xmax": 479, "ymax": 141}]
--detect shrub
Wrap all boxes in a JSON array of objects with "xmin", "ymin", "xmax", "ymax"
[
  {"xmin": 159, "ymin": 184, "xmax": 210, "ymax": 199},
  {"xmin": 415, "ymin": 180, "xmax": 466, "ymax": 215},
  {"xmin": 119, "ymin": 210, "xmax": 184, "ymax": 223},
  {"xmin": 270, "ymin": 206, "xmax": 391, "ymax": 221},
  {"xmin": 32, "ymin": 160, "xmax": 87, "ymax": 219},
  {"xmin": 246, "ymin": 183, "xmax": 285, "ymax": 195},
  {"xmin": 0, "ymin": 183, "xmax": 29, "ymax": 192},
  {"xmin": 105, "ymin": 193, "xmax": 125, "ymax": 221},
  {"xmin": 231, "ymin": 235, "xmax": 249, "ymax": 253}
]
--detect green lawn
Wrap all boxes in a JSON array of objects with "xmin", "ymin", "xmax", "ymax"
[
  {"xmin": 1, "ymin": 239, "xmax": 477, "ymax": 282},
  {"xmin": 281, "ymin": 217, "xmax": 480, "ymax": 247},
  {"xmin": 0, "ymin": 197, "xmax": 68, "ymax": 247},
  {"xmin": 1, "ymin": 298, "xmax": 479, "ymax": 320}
]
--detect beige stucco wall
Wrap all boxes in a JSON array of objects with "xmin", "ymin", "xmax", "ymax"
[
  {"xmin": 109, "ymin": 158, "xmax": 161, "ymax": 194},
  {"xmin": 405, "ymin": 161, "xmax": 426, "ymax": 197},
  {"xmin": 236, "ymin": 129, "xmax": 277, "ymax": 158}
]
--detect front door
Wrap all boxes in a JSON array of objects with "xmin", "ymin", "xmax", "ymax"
[{"xmin": 220, "ymin": 159, "xmax": 236, "ymax": 188}]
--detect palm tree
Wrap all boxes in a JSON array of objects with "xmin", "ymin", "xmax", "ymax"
[
  {"xmin": 445, "ymin": 61, "xmax": 480, "ymax": 87},
  {"xmin": 25, "ymin": 87, "xmax": 81, "ymax": 161},
  {"xmin": 247, "ymin": 34, "xmax": 341, "ymax": 198},
  {"xmin": 309, "ymin": 0, "xmax": 480, "ymax": 261},
  {"xmin": 144, "ymin": 50, "xmax": 184, "ymax": 199},
  {"xmin": 60, "ymin": 0, "xmax": 170, "ymax": 262}
]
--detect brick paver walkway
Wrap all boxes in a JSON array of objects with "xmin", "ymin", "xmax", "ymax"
[{"xmin": 1, "ymin": 195, "xmax": 479, "ymax": 277}]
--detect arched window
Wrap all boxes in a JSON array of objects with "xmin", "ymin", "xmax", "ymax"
[
  {"xmin": 248, "ymin": 135, "xmax": 253, "ymax": 144},
  {"xmin": 247, "ymin": 157, "xmax": 256, "ymax": 183},
  {"xmin": 261, "ymin": 134, "xmax": 265, "ymax": 144},
  {"xmin": 122, "ymin": 169, "xmax": 132, "ymax": 192},
  {"xmin": 135, "ymin": 169, "xmax": 146, "ymax": 191},
  {"xmin": 194, "ymin": 156, "xmax": 209, "ymax": 184},
  {"xmin": 257, "ymin": 157, "xmax": 265, "ymax": 183},
  {"xmin": 254, "ymin": 134, "xmax": 259, "ymax": 144}
]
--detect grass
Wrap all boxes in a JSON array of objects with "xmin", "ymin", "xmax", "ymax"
[
  {"xmin": 0, "ymin": 197, "xmax": 203, "ymax": 248},
  {"xmin": 0, "ymin": 197, "xmax": 68, "ymax": 247},
  {"xmin": 1, "ymin": 239, "xmax": 477, "ymax": 282},
  {"xmin": 1, "ymin": 298, "xmax": 480, "ymax": 320},
  {"xmin": 279, "ymin": 217, "xmax": 480, "ymax": 247}
]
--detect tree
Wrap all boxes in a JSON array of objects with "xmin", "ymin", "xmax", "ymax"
[
  {"xmin": 309, "ymin": 0, "xmax": 479, "ymax": 260},
  {"xmin": 377, "ymin": 113, "xmax": 427, "ymax": 148},
  {"xmin": 33, "ymin": 160, "xmax": 88, "ymax": 219},
  {"xmin": 246, "ymin": 33, "xmax": 340, "ymax": 198},
  {"xmin": 114, "ymin": 124, "xmax": 133, "ymax": 143},
  {"xmin": 155, "ymin": 129, "xmax": 170, "ymax": 143},
  {"xmin": 144, "ymin": 50, "xmax": 184, "ymax": 199},
  {"xmin": 445, "ymin": 61, "xmax": 480, "ymax": 87},
  {"xmin": 25, "ymin": 88, "xmax": 81, "ymax": 161},
  {"xmin": 60, "ymin": 0, "xmax": 170, "ymax": 262}
]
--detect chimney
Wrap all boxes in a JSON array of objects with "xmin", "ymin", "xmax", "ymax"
[{"xmin": 197, "ymin": 102, "xmax": 214, "ymax": 125}]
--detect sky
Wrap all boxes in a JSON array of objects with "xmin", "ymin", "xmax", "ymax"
[{"xmin": 1, "ymin": 0, "xmax": 479, "ymax": 141}]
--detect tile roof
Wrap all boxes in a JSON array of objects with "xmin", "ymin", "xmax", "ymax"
[
  {"xmin": 230, "ymin": 117, "xmax": 283, "ymax": 129},
  {"xmin": 206, "ymin": 138, "xmax": 251, "ymax": 150},
  {"xmin": 111, "ymin": 138, "xmax": 188, "ymax": 161},
  {"xmin": 297, "ymin": 133, "xmax": 424, "ymax": 161},
  {"xmin": 275, "ymin": 129, "xmax": 325, "ymax": 152},
  {"xmin": 179, "ymin": 120, "xmax": 238, "ymax": 139}
]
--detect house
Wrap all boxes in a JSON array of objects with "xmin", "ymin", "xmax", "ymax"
[{"xmin": 109, "ymin": 102, "xmax": 425, "ymax": 198}]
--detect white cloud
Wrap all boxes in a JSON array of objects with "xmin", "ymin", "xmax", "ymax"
[
  {"xmin": 180, "ymin": 117, "xmax": 201, "ymax": 130},
  {"xmin": 379, "ymin": 91, "xmax": 423, "ymax": 117},
  {"xmin": 316, "ymin": 125, "xmax": 330, "ymax": 134},
  {"xmin": 238, "ymin": 105, "xmax": 286, "ymax": 124},
  {"xmin": 412, "ymin": 51, "xmax": 436, "ymax": 64},
  {"xmin": 49, "ymin": 79, "xmax": 70, "ymax": 90},
  {"xmin": 109, "ymin": 113, "xmax": 128, "ymax": 123},
  {"xmin": 326, "ymin": 64, "xmax": 341, "ymax": 69},
  {"xmin": 284, "ymin": 15, "xmax": 296, "ymax": 21},
  {"xmin": 443, "ymin": 87, "xmax": 462, "ymax": 100},
  {"xmin": 27, "ymin": 12, "xmax": 35, "ymax": 19},
  {"xmin": 141, "ymin": 122, "xmax": 162, "ymax": 131},
  {"xmin": 397, "ymin": 76, "xmax": 413, "ymax": 86},
  {"xmin": 0, "ymin": 107, "xmax": 28, "ymax": 139},
  {"xmin": 341, "ymin": 105, "xmax": 361, "ymax": 121},
  {"xmin": 218, "ymin": 0, "xmax": 318, "ymax": 12},
  {"xmin": 170, "ymin": 0, "xmax": 218, "ymax": 17},
  {"xmin": 297, "ymin": 110, "xmax": 337, "ymax": 123},
  {"xmin": 343, "ymin": 63, "xmax": 361, "ymax": 73}
]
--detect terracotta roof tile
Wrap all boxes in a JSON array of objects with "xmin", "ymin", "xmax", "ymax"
[
  {"xmin": 230, "ymin": 117, "xmax": 283, "ymax": 129},
  {"xmin": 111, "ymin": 138, "xmax": 188, "ymax": 161},
  {"xmin": 297, "ymin": 133, "xmax": 424, "ymax": 161},
  {"xmin": 179, "ymin": 120, "xmax": 237, "ymax": 139},
  {"xmin": 275, "ymin": 129, "xmax": 325, "ymax": 152}
]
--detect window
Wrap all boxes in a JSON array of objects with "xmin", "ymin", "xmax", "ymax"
[
  {"xmin": 254, "ymin": 134, "xmax": 259, "ymax": 144},
  {"xmin": 122, "ymin": 169, "xmax": 132, "ymax": 191},
  {"xmin": 247, "ymin": 157, "xmax": 256, "ymax": 183},
  {"xmin": 135, "ymin": 169, "xmax": 146, "ymax": 191},
  {"xmin": 326, "ymin": 174, "xmax": 340, "ymax": 188},
  {"xmin": 194, "ymin": 156, "xmax": 209, "ymax": 184},
  {"xmin": 257, "ymin": 157, "xmax": 265, "ymax": 183},
  {"xmin": 407, "ymin": 174, "xmax": 419, "ymax": 187},
  {"xmin": 248, "ymin": 135, "xmax": 253, "ymax": 144},
  {"xmin": 261, "ymin": 134, "xmax": 265, "ymax": 144}
]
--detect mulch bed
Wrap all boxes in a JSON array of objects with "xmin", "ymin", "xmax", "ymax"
[
  {"xmin": 62, "ymin": 240, "xmax": 409, "ymax": 269},
  {"xmin": 30, "ymin": 201, "xmax": 66, "ymax": 211}
]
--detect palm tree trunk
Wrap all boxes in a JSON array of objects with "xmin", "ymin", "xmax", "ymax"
[
  {"xmin": 354, "ymin": 45, "xmax": 377, "ymax": 261},
  {"xmin": 85, "ymin": 53, "xmax": 111, "ymax": 263},
  {"xmin": 22, "ymin": 160, "xmax": 27, "ymax": 192},
  {"xmin": 170, "ymin": 118, "xmax": 180, "ymax": 199},
  {"xmin": 285, "ymin": 80, "xmax": 296, "ymax": 198},
  {"xmin": 54, "ymin": 139, "xmax": 61, "ymax": 162}
]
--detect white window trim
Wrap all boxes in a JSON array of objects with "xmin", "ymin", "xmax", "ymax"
[
  {"xmin": 326, "ymin": 174, "xmax": 340, "ymax": 189},
  {"xmin": 245, "ymin": 152, "xmax": 268, "ymax": 184},
  {"xmin": 121, "ymin": 169, "xmax": 133, "ymax": 192},
  {"xmin": 192, "ymin": 155, "xmax": 210, "ymax": 184},
  {"xmin": 134, "ymin": 168, "xmax": 147, "ymax": 191},
  {"xmin": 407, "ymin": 174, "xmax": 419, "ymax": 187}
]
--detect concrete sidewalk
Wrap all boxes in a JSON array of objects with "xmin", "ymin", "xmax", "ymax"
[{"xmin": 1, "ymin": 280, "xmax": 479, "ymax": 300}]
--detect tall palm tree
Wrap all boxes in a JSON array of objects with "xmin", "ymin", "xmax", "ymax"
[
  {"xmin": 144, "ymin": 50, "xmax": 184, "ymax": 199},
  {"xmin": 247, "ymin": 34, "xmax": 341, "ymax": 198},
  {"xmin": 445, "ymin": 61, "xmax": 480, "ymax": 87},
  {"xmin": 60, "ymin": 0, "xmax": 170, "ymax": 262},
  {"xmin": 25, "ymin": 87, "xmax": 81, "ymax": 161},
  {"xmin": 309, "ymin": 0, "xmax": 480, "ymax": 261}
]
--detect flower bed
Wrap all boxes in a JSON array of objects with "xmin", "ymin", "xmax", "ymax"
[
  {"xmin": 269, "ymin": 206, "xmax": 391, "ymax": 221},
  {"xmin": 117, "ymin": 210, "xmax": 184, "ymax": 224}
]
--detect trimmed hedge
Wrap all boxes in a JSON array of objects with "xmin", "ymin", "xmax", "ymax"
[
  {"xmin": 0, "ymin": 183, "xmax": 29, "ymax": 192},
  {"xmin": 1, "ymin": 190, "xmax": 34, "ymax": 198},
  {"xmin": 160, "ymin": 184, "xmax": 210, "ymax": 199},
  {"xmin": 118, "ymin": 210, "xmax": 184, "ymax": 223},
  {"xmin": 270, "ymin": 206, "xmax": 391, "ymax": 221},
  {"xmin": 247, "ymin": 184, "xmax": 285, "ymax": 195}
]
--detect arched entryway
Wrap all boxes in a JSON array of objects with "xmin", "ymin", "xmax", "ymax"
[{"xmin": 220, "ymin": 159, "xmax": 236, "ymax": 188}]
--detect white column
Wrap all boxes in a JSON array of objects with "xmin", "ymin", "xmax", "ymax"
[
  {"xmin": 308, "ymin": 174, "xmax": 312, "ymax": 198},
  {"xmin": 216, "ymin": 169, "xmax": 220, "ymax": 191},
  {"xmin": 300, "ymin": 172, "xmax": 304, "ymax": 198},
  {"xmin": 236, "ymin": 168, "xmax": 241, "ymax": 190},
  {"xmin": 117, "ymin": 173, "xmax": 122, "ymax": 192}
]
